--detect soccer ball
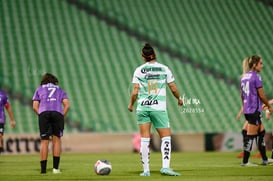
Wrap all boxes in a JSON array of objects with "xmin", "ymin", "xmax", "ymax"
[{"xmin": 94, "ymin": 160, "xmax": 112, "ymax": 175}]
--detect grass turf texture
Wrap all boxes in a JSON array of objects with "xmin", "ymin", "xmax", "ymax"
[{"xmin": 0, "ymin": 152, "xmax": 272, "ymax": 181}]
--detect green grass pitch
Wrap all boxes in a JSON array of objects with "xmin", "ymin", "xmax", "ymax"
[{"xmin": 0, "ymin": 151, "xmax": 272, "ymax": 181}]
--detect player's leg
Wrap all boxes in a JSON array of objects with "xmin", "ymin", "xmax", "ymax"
[
  {"xmin": 0, "ymin": 124, "xmax": 4, "ymax": 153},
  {"xmin": 40, "ymin": 139, "xmax": 49, "ymax": 173},
  {"xmin": 242, "ymin": 112, "xmax": 262, "ymax": 166},
  {"xmin": 38, "ymin": 112, "xmax": 50, "ymax": 173},
  {"xmin": 0, "ymin": 134, "xmax": 3, "ymax": 153},
  {"xmin": 271, "ymin": 132, "xmax": 273, "ymax": 159},
  {"xmin": 138, "ymin": 123, "xmax": 151, "ymax": 176},
  {"xmin": 157, "ymin": 127, "xmax": 180, "ymax": 175},
  {"xmin": 152, "ymin": 111, "xmax": 172, "ymax": 169},
  {"xmin": 252, "ymin": 123, "xmax": 262, "ymax": 158},
  {"xmin": 257, "ymin": 124, "xmax": 273, "ymax": 164},
  {"xmin": 242, "ymin": 121, "xmax": 248, "ymax": 143},
  {"xmin": 257, "ymin": 128, "xmax": 268, "ymax": 164},
  {"xmin": 270, "ymin": 132, "xmax": 273, "ymax": 159},
  {"xmin": 137, "ymin": 111, "xmax": 151, "ymax": 176},
  {"xmin": 52, "ymin": 135, "xmax": 61, "ymax": 173},
  {"xmin": 156, "ymin": 127, "xmax": 171, "ymax": 168},
  {"xmin": 52, "ymin": 112, "xmax": 64, "ymax": 173},
  {"xmin": 152, "ymin": 111, "xmax": 180, "ymax": 176},
  {"xmin": 242, "ymin": 124, "xmax": 258, "ymax": 165},
  {"xmin": 237, "ymin": 121, "xmax": 248, "ymax": 158}
]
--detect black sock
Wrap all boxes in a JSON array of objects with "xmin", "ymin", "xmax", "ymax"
[
  {"xmin": 258, "ymin": 143, "xmax": 267, "ymax": 161},
  {"xmin": 243, "ymin": 151, "xmax": 250, "ymax": 164},
  {"xmin": 53, "ymin": 156, "xmax": 60, "ymax": 169},
  {"xmin": 243, "ymin": 135, "xmax": 254, "ymax": 164},
  {"xmin": 0, "ymin": 147, "xmax": 3, "ymax": 153},
  {"xmin": 258, "ymin": 131, "xmax": 267, "ymax": 161},
  {"xmin": 242, "ymin": 130, "xmax": 247, "ymax": 151},
  {"xmin": 40, "ymin": 160, "xmax": 47, "ymax": 174}
]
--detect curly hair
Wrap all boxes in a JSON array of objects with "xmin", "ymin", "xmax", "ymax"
[{"xmin": 40, "ymin": 73, "xmax": 59, "ymax": 85}]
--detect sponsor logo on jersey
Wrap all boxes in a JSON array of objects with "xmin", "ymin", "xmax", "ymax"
[
  {"xmin": 144, "ymin": 74, "xmax": 160, "ymax": 80},
  {"xmin": 141, "ymin": 99, "xmax": 158, "ymax": 106},
  {"xmin": 141, "ymin": 67, "xmax": 163, "ymax": 74}
]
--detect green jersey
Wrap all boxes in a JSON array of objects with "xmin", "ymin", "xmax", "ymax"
[{"xmin": 132, "ymin": 62, "xmax": 175, "ymax": 111}]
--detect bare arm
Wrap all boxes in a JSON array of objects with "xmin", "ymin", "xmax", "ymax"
[
  {"xmin": 264, "ymin": 99, "xmax": 273, "ymax": 120},
  {"xmin": 268, "ymin": 99, "xmax": 273, "ymax": 105},
  {"xmin": 168, "ymin": 82, "xmax": 183, "ymax": 106},
  {"xmin": 128, "ymin": 83, "xmax": 139, "ymax": 112},
  {"xmin": 258, "ymin": 87, "xmax": 273, "ymax": 114},
  {"xmin": 33, "ymin": 101, "xmax": 40, "ymax": 115},
  {"xmin": 5, "ymin": 105, "xmax": 16, "ymax": 128},
  {"xmin": 62, "ymin": 99, "xmax": 70, "ymax": 116},
  {"xmin": 236, "ymin": 106, "xmax": 243, "ymax": 120}
]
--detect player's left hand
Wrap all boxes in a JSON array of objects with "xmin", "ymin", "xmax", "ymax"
[
  {"xmin": 10, "ymin": 120, "xmax": 16, "ymax": 128},
  {"xmin": 178, "ymin": 98, "xmax": 183, "ymax": 106}
]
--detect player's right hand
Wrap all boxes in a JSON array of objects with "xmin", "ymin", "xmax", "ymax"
[
  {"xmin": 128, "ymin": 104, "xmax": 133, "ymax": 112},
  {"xmin": 268, "ymin": 106, "xmax": 273, "ymax": 115}
]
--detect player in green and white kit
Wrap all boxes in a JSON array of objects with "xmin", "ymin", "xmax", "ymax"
[{"xmin": 128, "ymin": 43, "xmax": 183, "ymax": 176}]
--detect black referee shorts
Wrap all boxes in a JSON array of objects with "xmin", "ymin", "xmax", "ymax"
[{"xmin": 39, "ymin": 111, "xmax": 64, "ymax": 140}]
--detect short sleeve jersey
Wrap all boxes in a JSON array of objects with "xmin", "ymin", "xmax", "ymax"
[
  {"xmin": 132, "ymin": 62, "xmax": 175, "ymax": 111},
  {"xmin": 240, "ymin": 71, "xmax": 263, "ymax": 114},
  {"xmin": 32, "ymin": 83, "xmax": 68, "ymax": 115},
  {"xmin": 0, "ymin": 91, "xmax": 9, "ymax": 123}
]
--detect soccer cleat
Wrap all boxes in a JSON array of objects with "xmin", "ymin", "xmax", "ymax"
[
  {"xmin": 241, "ymin": 162, "xmax": 258, "ymax": 167},
  {"xmin": 160, "ymin": 168, "xmax": 181, "ymax": 176},
  {"xmin": 53, "ymin": 168, "xmax": 61, "ymax": 174},
  {"xmin": 261, "ymin": 160, "xmax": 268, "ymax": 166},
  {"xmin": 268, "ymin": 158, "xmax": 273, "ymax": 165},
  {"xmin": 261, "ymin": 158, "xmax": 273, "ymax": 165},
  {"xmin": 139, "ymin": 171, "xmax": 150, "ymax": 176},
  {"xmin": 267, "ymin": 158, "xmax": 273, "ymax": 163}
]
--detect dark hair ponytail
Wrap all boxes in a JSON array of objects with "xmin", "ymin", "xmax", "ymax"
[{"xmin": 142, "ymin": 43, "xmax": 156, "ymax": 61}]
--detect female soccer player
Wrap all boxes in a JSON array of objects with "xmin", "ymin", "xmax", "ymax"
[
  {"xmin": 236, "ymin": 57, "xmax": 261, "ymax": 159},
  {"xmin": 128, "ymin": 43, "xmax": 183, "ymax": 176},
  {"xmin": 236, "ymin": 57, "xmax": 250, "ymax": 158},
  {"xmin": 264, "ymin": 99, "xmax": 273, "ymax": 159},
  {"xmin": 0, "ymin": 90, "xmax": 16, "ymax": 153},
  {"xmin": 240, "ymin": 55, "xmax": 273, "ymax": 166},
  {"xmin": 32, "ymin": 73, "xmax": 70, "ymax": 174}
]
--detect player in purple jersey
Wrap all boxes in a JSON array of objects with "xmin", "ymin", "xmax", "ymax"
[
  {"xmin": 240, "ymin": 55, "xmax": 273, "ymax": 166},
  {"xmin": 32, "ymin": 73, "xmax": 70, "ymax": 174},
  {"xmin": 236, "ymin": 57, "xmax": 250, "ymax": 158},
  {"xmin": 0, "ymin": 90, "xmax": 16, "ymax": 153},
  {"xmin": 264, "ymin": 99, "xmax": 273, "ymax": 159},
  {"xmin": 236, "ymin": 57, "xmax": 261, "ymax": 158}
]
